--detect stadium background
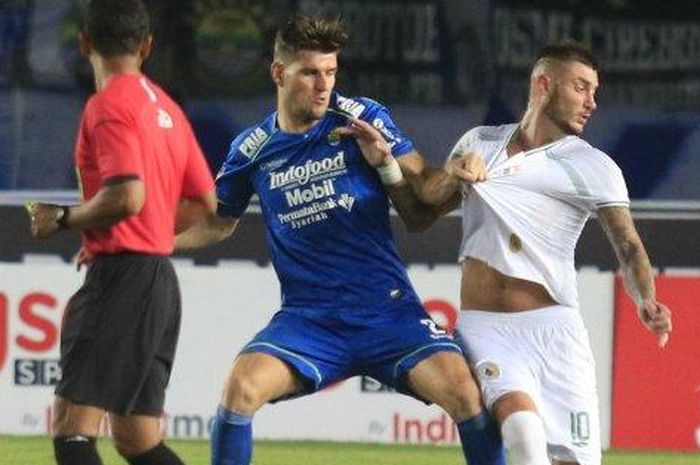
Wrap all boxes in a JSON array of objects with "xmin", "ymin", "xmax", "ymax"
[{"xmin": 1, "ymin": 0, "xmax": 699, "ymax": 457}]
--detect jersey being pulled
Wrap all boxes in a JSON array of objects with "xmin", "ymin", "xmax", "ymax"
[
  {"xmin": 452, "ymin": 123, "xmax": 629, "ymax": 307},
  {"xmin": 217, "ymin": 93, "xmax": 420, "ymax": 314}
]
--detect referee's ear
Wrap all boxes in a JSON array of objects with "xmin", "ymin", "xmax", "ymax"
[
  {"xmin": 139, "ymin": 35, "xmax": 154, "ymax": 61},
  {"xmin": 78, "ymin": 30, "xmax": 93, "ymax": 59}
]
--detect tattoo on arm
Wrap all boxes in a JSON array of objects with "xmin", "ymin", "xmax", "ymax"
[{"xmin": 597, "ymin": 206, "xmax": 655, "ymax": 303}]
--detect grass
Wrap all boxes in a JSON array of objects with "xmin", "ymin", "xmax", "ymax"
[{"xmin": 1, "ymin": 435, "xmax": 698, "ymax": 465}]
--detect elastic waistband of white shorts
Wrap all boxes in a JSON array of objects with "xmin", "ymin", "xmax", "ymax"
[{"xmin": 460, "ymin": 304, "xmax": 583, "ymax": 327}]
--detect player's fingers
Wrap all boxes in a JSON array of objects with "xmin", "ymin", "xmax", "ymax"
[
  {"xmin": 655, "ymin": 302, "xmax": 672, "ymax": 318},
  {"xmin": 334, "ymin": 127, "xmax": 358, "ymax": 138},
  {"xmin": 658, "ymin": 332, "xmax": 669, "ymax": 348},
  {"xmin": 450, "ymin": 165, "xmax": 473, "ymax": 182},
  {"xmin": 350, "ymin": 119, "xmax": 383, "ymax": 140},
  {"xmin": 645, "ymin": 315, "xmax": 672, "ymax": 339}
]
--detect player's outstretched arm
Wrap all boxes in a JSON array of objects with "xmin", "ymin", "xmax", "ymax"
[
  {"xmin": 384, "ymin": 179, "xmax": 461, "ymax": 232},
  {"xmin": 175, "ymin": 211, "xmax": 239, "ymax": 250},
  {"xmin": 176, "ymin": 192, "xmax": 217, "ymax": 233},
  {"xmin": 336, "ymin": 118, "xmax": 461, "ymax": 231},
  {"xmin": 597, "ymin": 206, "xmax": 673, "ymax": 347}
]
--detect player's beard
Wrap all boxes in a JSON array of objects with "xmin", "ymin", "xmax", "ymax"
[
  {"xmin": 295, "ymin": 101, "xmax": 328, "ymax": 126},
  {"xmin": 544, "ymin": 90, "xmax": 583, "ymax": 136}
]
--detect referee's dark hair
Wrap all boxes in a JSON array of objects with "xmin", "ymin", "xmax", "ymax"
[
  {"xmin": 82, "ymin": 0, "xmax": 150, "ymax": 57},
  {"xmin": 534, "ymin": 39, "xmax": 599, "ymax": 72}
]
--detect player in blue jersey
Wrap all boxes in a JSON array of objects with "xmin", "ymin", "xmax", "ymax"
[{"xmin": 176, "ymin": 14, "xmax": 503, "ymax": 465}]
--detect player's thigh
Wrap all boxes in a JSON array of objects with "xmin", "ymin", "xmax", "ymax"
[
  {"xmin": 109, "ymin": 413, "xmax": 161, "ymax": 457},
  {"xmin": 52, "ymin": 395, "xmax": 106, "ymax": 437},
  {"xmin": 221, "ymin": 352, "xmax": 305, "ymax": 409},
  {"xmin": 406, "ymin": 351, "xmax": 480, "ymax": 407}
]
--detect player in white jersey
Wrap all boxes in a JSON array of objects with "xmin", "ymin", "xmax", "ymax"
[
  {"xmin": 455, "ymin": 40, "xmax": 673, "ymax": 465},
  {"xmin": 355, "ymin": 40, "xmax": 673, "ymax": 465}
]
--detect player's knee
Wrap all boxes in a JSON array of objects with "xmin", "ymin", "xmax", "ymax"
[
  {"xmin": 501, "ymin": 411, "xmax": 549, "ymax": 465},
  {"xmin": 111, "ymin": 422, "xmax": 161, "ymax": 458},
  {"xmin": 112, "ymin": 431, "xmax": 142, "ymax": 458},
  {"xmin": 224, "ymin": 374, "xmax": 267, "ymax": 414}
]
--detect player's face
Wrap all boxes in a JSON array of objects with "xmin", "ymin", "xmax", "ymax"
[
  {"xmin": 277, "ymin": 50, "xmax": 338, "ymax": 126},
  {"xmin": 543, "ymin": 61, "xmax": 598, "ymax": 135}
]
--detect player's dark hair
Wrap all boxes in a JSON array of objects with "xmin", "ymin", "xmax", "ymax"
[
  {"xmin": 534, "ymin": 39, "xmax": 599, "ymax": 71},
  {"xmin": 274, "ymin": 14, "xmax": 348, "ymax": 60},
  {"xmin": 82, "ymin": 0, "xmax": 150, "ymax": 57}
]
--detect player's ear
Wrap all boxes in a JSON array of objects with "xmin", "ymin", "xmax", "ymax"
[
  {"xmin": 536, "ymin": 73, "xmax": 551, "ymax": 94},
  {"xmin": 271, "ymin": 61, "xmax": 284, "ymax": 87}
]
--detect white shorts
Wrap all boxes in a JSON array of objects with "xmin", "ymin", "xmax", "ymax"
[{"xmin": 458, "ymin": 305, "xmax": 601, "ymax": 465}]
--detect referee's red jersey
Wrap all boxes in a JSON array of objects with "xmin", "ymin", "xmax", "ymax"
[{"xmin": 74, "ymin": 73, "xmax": 214, "ymax": 259}]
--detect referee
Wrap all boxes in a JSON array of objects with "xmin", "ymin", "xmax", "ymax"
[{"xmin": 26, "ymin": 1, "xmax": 215, "ymax": 465}]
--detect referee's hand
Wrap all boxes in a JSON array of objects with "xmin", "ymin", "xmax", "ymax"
[{"xmin": 26, "ymin": 202, "xmax": 62, "ymax": 239}]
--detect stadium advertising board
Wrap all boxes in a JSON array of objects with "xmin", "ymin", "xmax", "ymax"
[
  {"xmin": 1, "ymin": 262, "xmax": 615, "ymax": 447},
  {"xmin": 611, "ymin": 275, "xmax": 700, "ymax": 451},
  {"xmin": 491, "ymin": 0, "xmax": 700, "ymax": 111}
]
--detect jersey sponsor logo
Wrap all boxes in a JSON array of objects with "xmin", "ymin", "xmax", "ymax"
[
  {"xmin": 285, "ymin": 179, "xmax": 336, "ymax": 207},
  {"xmin": 337, "ymin": 193, "xmax": 355, "ymax": 211},
  {"xmin": 372, "ymin": 118, "xmax": 402, "ymax": 148},
  {"xmin": 259, "ymin": 158, "xmax": 288, "ymax": 172},
  {"xmin": 277, "ymin": 198, "xmax": 337, "ymax": 229},
  {"xmin": 240, "ymin": 127, "xmax": 270, "ymax": 158},
  {"xmin": 269, "ymin": 152, "xmax": 346, "ymax": 189},
  {"xmin": 336, "ymin": 96, "xmax": 366, "ymax": 118},
  {"xmin": 157, "ymin": 108, "xmax": 174, "ymax": 129}
]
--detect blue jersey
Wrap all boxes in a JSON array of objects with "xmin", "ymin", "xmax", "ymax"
[{"xmin": 216, "ymin": 92, "xmax": 421, "ymax": 315}]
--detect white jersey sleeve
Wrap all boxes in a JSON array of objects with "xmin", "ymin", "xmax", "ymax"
[
  {"xmin": 567, "ymin": 148, "xmax": 630, "ymax": 211},
  {"xmin": 448, "ymin": 127, "xmax": 480, "ymax": 160}
]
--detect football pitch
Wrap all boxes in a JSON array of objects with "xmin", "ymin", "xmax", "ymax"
[{"xmin": 1, "ymin": 436, "xmax": 699, "ymax": 465}]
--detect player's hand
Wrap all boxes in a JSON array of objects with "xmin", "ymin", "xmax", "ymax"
[
  {"xmin": 637, "ymin": 299, "xmax": 672, "ymax": 348},
  {"xmin": 335, "ymin": 118, "xmax": 391, "ymax": 168},
  {"xmin": 447, "ymin": 152, "xmax": 488, "ymax": 184},
  {"xmin": 26, "ymin": 202, "xmax": 62, "ymax": 239}
]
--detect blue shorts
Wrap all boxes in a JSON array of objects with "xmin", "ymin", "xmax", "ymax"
[{"xmin": 240, "ymin": 302, "xmax": 463, "ymax": 401}]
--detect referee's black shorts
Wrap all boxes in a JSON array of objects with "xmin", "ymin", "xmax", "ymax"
[{"xmin": 56, "ymin": 253, "xmax": 181, "ymax": 416}]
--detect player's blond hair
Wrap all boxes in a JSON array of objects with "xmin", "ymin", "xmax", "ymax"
[{"xmin": 531, "ymin": 39, "xmax": 599, "ymax": 80}]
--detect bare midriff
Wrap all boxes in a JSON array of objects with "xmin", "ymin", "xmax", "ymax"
[{"xmin": 461, "ymin": 257, "xmax": 557, "ymax": 312}]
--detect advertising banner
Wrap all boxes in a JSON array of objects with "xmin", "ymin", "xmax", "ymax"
[
  {"xmin": 1, "ymin": 262, "xmax": 616, "ymax": 446},
  {"xmin": 611, "ymin": 275, "xmax": 700, "ymax": 451}
]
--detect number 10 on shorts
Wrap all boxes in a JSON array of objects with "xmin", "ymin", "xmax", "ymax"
[{"xmin": 570, "ymin": 411, "xmax": 590, "ymax": 446}]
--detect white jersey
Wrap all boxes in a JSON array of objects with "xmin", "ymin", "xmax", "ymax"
[{"xmin": 452, "ymin": 123, "xmax": 629, "ymax": 307}]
